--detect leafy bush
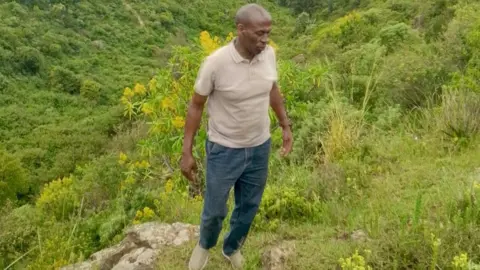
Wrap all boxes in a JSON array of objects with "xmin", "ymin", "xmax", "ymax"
[
  {"xmin": 80, "ymin": 79, "xmax": 101, "ymax": 100},
  {"xmin": 0, "ymin": 149, "xmax": 29, "ymax": 206},
  {"xmin": 49, "ymin": 66, "xmax": 81, "ymax": 94},
  {"xmin": 254, "ymin": 185, "xmax": 324, "ymax": 231},
  {"xmin": 377, "ymin": 22, "xmax": 414, "ymax": 53},
  {"xmin": 14, "ymin": 46, "xmax": 44, "ymax": 75},
  {"xmin": 0, "ymin": 204, "xmax": 38, "ymax": 269},
  {"xmin": 36, "ymin": 176, "xmax": 79, "ymax": 221},
  {"xmin": 0, "ymin": 73, "xmax": 9, "ymax": 92},
  {"xmin": 377, "ymin": 44, "xmax": 448, "ymax": 108},
  {"xmin": 437, "ymin": 88, "xmax": 480, "ymax": 145},
  {"xmin": 73, "ymin": 154, "xmax": 124, "ymax": 210}
]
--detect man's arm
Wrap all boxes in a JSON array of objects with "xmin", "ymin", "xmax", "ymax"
[
  {"xmin": 270, "ymin": 82, "xmax": 293, "ymax": 156},
  {"xmin": 180, "ymin": 93, "xmax": 207, "ymax": 182},
  {"xmin": 270, "ymin": 82, "xmax": 290, "ymax": 128},
  {"xmin": 181, "ymin": 54, "xmax": 214, "ymax": 182},
  {"xmin": 182, "ymin": 93, "xmax": 208, "ymax": 154}
]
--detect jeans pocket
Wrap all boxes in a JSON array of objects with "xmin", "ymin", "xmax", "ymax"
[{"xmin": 206, "ymin": 140, "xmax": 226, "ymax": 156}]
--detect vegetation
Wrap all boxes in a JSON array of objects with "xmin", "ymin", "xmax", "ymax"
[{"xmin": 1, "ymin": 0, "xmax": 480, "ymax": 269}]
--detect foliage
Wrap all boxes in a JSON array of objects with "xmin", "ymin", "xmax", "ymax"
[
  {"xmin": 0, "ymin": 204, "xmax": 38, "ymax": 267},
  {"xmin": 339, "ymin": 249, "xmax": 372, "ymax": 270},
  {"xmin": 0, "ymin": 149, "xmax": 29, "ymax": 206},
  {"xmin": 14, "ymin": 46, "xmax": 44, "ymax": 75},
  {"xmin": 1, "ymin": 0, "xmax": 480, "ymax": 269},
  {"xmin": 36, "ymin": 175, "xmax": 79, "ymax": 221},
  {"xmin": 80, "ymin": 79, "xmax": 101, "ymax": 101},
  {"xmin": 254, "ymin": 184, "xmax": 323, "ymax": 231},
  {"xmin": 0, "ymin": 0, "xmax": 294, "ymax": 198},
  {"xmin": 49, "ymin": 66, "xmax": 81, "ymax": 94}
]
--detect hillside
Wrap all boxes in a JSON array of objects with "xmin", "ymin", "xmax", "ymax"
[
  {"xmin": 1, "ymin": 0, "xmax": 480, "ymax": 269},
  {"xmin": 0, "ymin": 0, "xmax": 293, "ymax": 197}
]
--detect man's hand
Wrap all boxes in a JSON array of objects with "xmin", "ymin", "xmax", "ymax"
[
  {"xmin": 280, "ymin": 125, "xmax": 293, "ymax": 156},
  {"xmin": 180, "ymin": 152, "xmax": 197, "ymax": 182}
]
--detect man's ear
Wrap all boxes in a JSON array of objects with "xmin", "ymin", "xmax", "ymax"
[{"xmin": 238, "ymin": 23, "xmax": 245, "ymax": 33}]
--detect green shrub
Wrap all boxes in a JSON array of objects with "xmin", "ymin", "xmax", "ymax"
[
  {"xmin": 437, "ymin": 88, "xmax": 480, "ymax": 145},
  {"xmin": 36, "ymin": 175, "xmax": 80, "ymax": 221},
  {"xmin": 25, "ymin": 223, "xmax": 95, "ymax": 270},
  {"xmin": 80, "ymin": 79, "xmax": 101, "ymax": 100},
  {"xmin": 0, "ymin": 73, "xmax": 9, "ymax": 92},
  {"xmin": 73, "ymin": 155, "xmax": 124, "ymax": 210},
  {"xmin": 377, "ymin": 22, "xmax": 414, "ymax": 53},
  {"xmin": 0, "ymin": 204, "xmax": 38, "ymax": 269},
  {"xmin": 0, "ymin": 149, "xmax": 29, "ymax": 206},
  {"xmin": 254, "ymin": 185, "xmax": 324, "ymax": 231},
  {"xmin": 377, "ymin": 44, "xmax": 448, "ymax": 108},
  {"xmin": 49, "ymin": 66, "xmax": 81, "ymax": 94},
  {"xmin": 14, "ymin": 46, "xmax": 44, "ymax": 75}
]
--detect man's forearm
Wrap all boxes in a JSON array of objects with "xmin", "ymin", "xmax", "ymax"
[
  {"xmin": 270, "ymin": 83, "xmax": 290, "ymax": 128},
  {"xmin": 182, "ymin": 102, "xmax": 204, "ymax": 154}
]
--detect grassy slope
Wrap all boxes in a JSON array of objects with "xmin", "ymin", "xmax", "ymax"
[
  {"xmin": 154, "ymin": 130, "xmax": 480, "ymax": 269},
  {"xmin": 1, "ymin": 0, "xmax": 480, "ymax": 269},
  {"xmin": 0, "ymin": 0, "xmax": 293, "ymax": 195}
]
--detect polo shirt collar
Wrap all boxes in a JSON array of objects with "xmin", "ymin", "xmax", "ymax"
[{"xmin": 229, "ymin": 38, "xmax": 265, "ymax": 64}]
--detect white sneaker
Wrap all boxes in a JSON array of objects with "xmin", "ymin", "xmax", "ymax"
[
  {"xmin": 222, "ymin": 250, "xmax": 244, "ymax": 269},
  {"xmin": 189, "ymin": 243, "xmax": 209, "ymax": 270}
]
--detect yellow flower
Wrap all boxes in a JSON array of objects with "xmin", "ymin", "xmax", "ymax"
[
  {"xmin": 135, "ymin": 160, "xmax": 150, "ymax": 169},
  {"xmin": 120, "ymin": 96, "xmax": 129, "ymax": 104},
  {"xmin": 123, "ymin": 87, "xmax": 134, "ymax": 99},
  {"xmin": 172, "ymin": 116, "xmax": 185, "ymax": 129},
  {"xmin": 200, "ymin": 31, "xmax": 221, "ymax": 54},
  {"xmin": 141, "ymin": 103, "xmax": 154, "ymax": 115},
  {"xmin": 121, "ymin": 175, "xmax": 136, "ymax": 191},
  {"xmin": 452, "ymin": 253, "xmax": 468, "ymax": 269},
  {"xmin": 135, "ymin": 209, "xmax": 143, "ymax": 219},
  {"xmin": 122, "ymin": 175, "xmax": 136, "ymax": 189},
  {"xmin": 161, "ymin": 97, "xmax": 174, "ymax": 110},
  {"xmin": 165, "ymin": 179, "xmax": 174, "ymax": 193},
  {"xmin": 148, "ymin": 77, "xmax": 157, "ymax": 93},
  {"xmin": 134, "ymin": 83, "xmax": 146, "ymax": 95},
  {"xmin": 269, "ymin": 39, "xmax": 279, "ymax": 52},
  {"xmin": 118, "ymin": 152, "xmax": 127, "ymax": 165},
  {"xmin": 226, "ymin": 32, "xmax": 235, "ymax": 43},
  {"xmin": 142, "ymin": 207, "xmax": 155, "ymax": 219}
]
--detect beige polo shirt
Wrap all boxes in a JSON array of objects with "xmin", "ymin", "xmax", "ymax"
[{"xmin": 194, "ymin": 39, "xmax": 278, "ymax": 148}]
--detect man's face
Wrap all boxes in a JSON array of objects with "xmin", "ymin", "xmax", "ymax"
[{"xmin": 239, "ymin": 18, "xmax": 272, "ymax": 55}]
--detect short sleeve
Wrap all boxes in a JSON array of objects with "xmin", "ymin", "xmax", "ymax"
[
  {"xmin": 194, "ymin": 55, "xmax": 216, "ymax": 96},
  {"xmin": 269, "ymin": 46, "xmax": 278, "ymax": 81}
]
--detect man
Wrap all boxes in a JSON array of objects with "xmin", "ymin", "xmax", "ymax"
[{"xmin": 180, "ymin": 3, "xmax": 293, "ymax": 270}]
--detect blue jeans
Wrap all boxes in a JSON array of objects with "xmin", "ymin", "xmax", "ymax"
[{"xmin": 199, "ymin": 138, "xmax": 271, "ymax": 256}]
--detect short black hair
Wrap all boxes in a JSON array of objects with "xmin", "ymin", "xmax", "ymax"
[{"xmin": 234, "ymin": 4, "xmax": 271, "ymax": 25}]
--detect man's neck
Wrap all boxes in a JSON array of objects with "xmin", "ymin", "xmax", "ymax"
[{"xmin": 234, "ymin": 38, "xmax": 254, "ymax": 61}]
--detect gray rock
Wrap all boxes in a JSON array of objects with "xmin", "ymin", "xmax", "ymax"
[
  {"xmin": 350, "ymin": 229, "xmax": 369, "ymax": 242},
  {"xmin": 262, "ymin": 241, "xmax": 295, "ymax": 270},
  {"xmin": 61, "ymin": 222, "xmax": 199, "ymax": 270}
]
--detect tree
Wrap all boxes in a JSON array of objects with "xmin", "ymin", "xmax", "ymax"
[{"xmin": 0, "ymin": 150, "xmax": 28, "ymax": 205}]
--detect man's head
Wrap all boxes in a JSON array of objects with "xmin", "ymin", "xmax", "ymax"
[{"xmin": 235, "ymin": 4, "xmax": 272, "ymax": 56}]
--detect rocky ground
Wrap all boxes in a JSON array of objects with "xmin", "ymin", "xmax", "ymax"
[{"xmin": 61, "ymin": 222, "xmax": 297, "ymax": 270}]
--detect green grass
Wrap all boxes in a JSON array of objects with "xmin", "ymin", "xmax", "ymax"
[
  {"xmin": 153, "ymin": 130, "xmax": 480, "ymax": 269},
  {"xmin": 1, "ymin": 0, "xmax": 480, "ymax": 269}
]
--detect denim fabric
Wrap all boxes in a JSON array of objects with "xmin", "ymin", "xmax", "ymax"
[{"xmin": 199, "ymin": 138, "xmax": 271, "ymax": 256}]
